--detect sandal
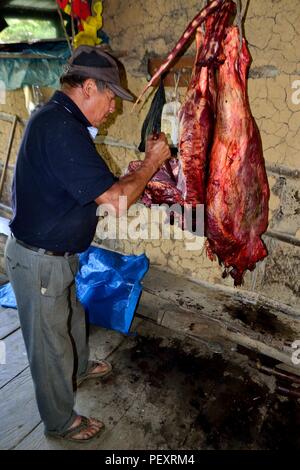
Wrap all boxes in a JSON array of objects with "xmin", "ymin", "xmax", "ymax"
[
  {"xmin": 77, "ymin": 360, "xmax": 112, "ymax": 386},
  {"xmin": 45, "ymin": 416, "xmax": 105, "ymax": 443}
]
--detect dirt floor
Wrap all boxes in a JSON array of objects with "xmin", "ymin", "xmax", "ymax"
[
  {"xmin": 123, "ymin": 332, "xmax": 300, "ymax": 450},
  {"xmin": 1, "ymin": 307, "xmax": 300, "ymax": 450}
]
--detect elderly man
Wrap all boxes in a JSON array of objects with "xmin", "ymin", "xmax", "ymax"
[{"xmin": 5, "ymin": 46, "xmax": 170, "ymax": 442}]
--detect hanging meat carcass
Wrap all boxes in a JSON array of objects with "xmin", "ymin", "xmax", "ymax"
[
  {"xmin": 206, "ymin": 26, "xmax": 270, "ymax": 286},
  {"xmin": 176, "ymin": 31, "xmax": 214, "ymax": 206},
  {"xmin": 177, "ymin": 1, "xmax": 235, "ymax": 206},
  {"xmin": 130, "ymin": 1, "xmax": 235, "ymax": 210}
]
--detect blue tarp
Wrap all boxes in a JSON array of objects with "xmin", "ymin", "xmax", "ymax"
[
  {"xmin": 76, "ymin": 246, "xmax": 149, "ymax": 334},
  {"xmin": 0, "ymin": 246, "xmax": 149, "ymax": 335},
  {"xmin": 0, "ymin": 282, "xmax": 16, "ymax": 308}
]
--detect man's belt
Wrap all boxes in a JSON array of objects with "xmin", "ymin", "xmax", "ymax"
[{"xmin": 14, "ymin": 237, "xmax": 75, "ymax": 257}]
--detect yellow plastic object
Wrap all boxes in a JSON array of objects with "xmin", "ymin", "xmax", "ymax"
[
  {"xmin": 64, "ymin": 4, "xmax": 71, "ymax": 15},
  {"xmin": 74, "ymin": 1, "xmax": 103, "ymax": 48}
]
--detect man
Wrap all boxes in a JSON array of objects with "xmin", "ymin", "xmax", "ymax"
[{"xmin": 5, "ymin": 46, "xmax": 170, "ymax": 442}]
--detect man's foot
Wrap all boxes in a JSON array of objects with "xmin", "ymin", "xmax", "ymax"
[
  {"xmin": 66, "ymin": 415, "xmax": 104, "ymax": 441},
  {"xmin": 77, "ymin": 360, "xmax": 112, "ymax": 386},
  {"xmin": 45, "ymin": 416, "xmax": 105, "ymax": 442},
  {"xmin": 89, "ymin": 361, "xmax": 111, "ymax": 375}
]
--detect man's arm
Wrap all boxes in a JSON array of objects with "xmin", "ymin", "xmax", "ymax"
[{"xmin": 95, "ymin": 133, "xmax": 171, "ymax": 216}]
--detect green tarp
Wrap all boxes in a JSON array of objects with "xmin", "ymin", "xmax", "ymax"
[{"xmin": 0, "ymin": 41, "xmax": 70, "ymax": 89}]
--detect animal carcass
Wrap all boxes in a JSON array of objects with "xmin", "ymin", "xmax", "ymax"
[{"xmin": 206, "ymin": 26, "xmax": 270, "ymax": 285}]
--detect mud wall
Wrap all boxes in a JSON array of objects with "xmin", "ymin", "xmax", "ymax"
[{"xmin": 0, "ymin": 88, "xmax": 54, "ymax": 208}]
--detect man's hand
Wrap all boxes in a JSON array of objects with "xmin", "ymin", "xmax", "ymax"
[
  {"xmin": 94, "ymin": 132, "xmax": 171, "ymax": 216},
  {"xmin": 145, "ymin": 133, "xmax": 171, "ymax": 171}
]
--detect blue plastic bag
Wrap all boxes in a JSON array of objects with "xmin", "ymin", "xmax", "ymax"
[
  {"xmin": 0, "ymin": 246, "xmax": 149, "ymax": 335},
  {"xmin": 0, "ymin": 282, "xmax": 17, "ymax": 308},
  {"xmin": 76, "ymin": 246, "xmax": 149, "ymax": 334}
]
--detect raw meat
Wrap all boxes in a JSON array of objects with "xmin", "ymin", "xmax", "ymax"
[
  {"xmin": 127, "ymin": 159, "xmax": 183, "ymax": 206},
  {"xmin": 206, "ymin": 26, "xmax": 270, "ymax": 285}
]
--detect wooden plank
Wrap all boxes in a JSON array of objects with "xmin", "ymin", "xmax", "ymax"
[
  {"xmin": 0, "ymin": 53, "xmax": 60, "ymax": 59},
  {"xmin": 265, "ymin": 230, "xmax": 300, "ymax": 247},
  {"xmin": 265, "ymin": 163, "xmax": 300, "ymax": 179},
  {"xmin": 0, "ymin": 314, "xmax": 126, "ymax": 389},
  {"xmin": 136, "ymin": 290, "xmax": 169, "ymax": 324},
  {"xmin": 16, "ymin": 375, "xmax": 146, "ymax": 450},
  {"xmin": 0, "ymin": 308, "xmax": 19, "ymax": 339},
  {"xmin": 160, "ymin": 308, "xmax": 296, "ymax": 366},
  {"xmin": 0, "ymin": 112, "xmax": 15, "ymax": 123},
  {"xmin": 143, "ymin": 267, "xmax": 300, "ymax": 322},
  {"xmin": 11, "ymin": 323, "xmax": 136, "ymax": 449},
  {"xmin": 140, "ymin": 267, "xmax": 300, "ymax": 366},
  {"xmin": 15, "ymin": 319, "xmax": 212, "ymax": 450},
  {"xmin": 0, "ymin": 367, "xmax": 40, "ymax": 450},
  {"xmin": 0, "ymin": 328, "xmax": 27, "ymax": 389}
]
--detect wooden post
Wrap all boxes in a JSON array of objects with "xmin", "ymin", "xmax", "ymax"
[{"xmin": 0, "ymin": 115, "xmax": 17, "ymax": 200}]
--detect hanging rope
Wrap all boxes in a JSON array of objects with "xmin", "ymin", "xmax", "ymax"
[
  {"xmin": 241, "ymin": 0, "xmax": 250, "ymax": 20},
  {"xmin": 235, "ymin": 0, "xmax": 250, "ymax": 53}
]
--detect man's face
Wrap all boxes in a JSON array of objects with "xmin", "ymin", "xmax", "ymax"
[{"xmin": 86, "ymin": 83, "xmax": 116, "ymax": 127}]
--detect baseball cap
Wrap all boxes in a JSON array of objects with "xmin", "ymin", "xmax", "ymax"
[{"xmin": 62, "ymin": 45, "xmax": 134, "ymax": 101}]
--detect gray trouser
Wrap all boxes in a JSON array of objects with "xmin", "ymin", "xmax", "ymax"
[{"xmin": 5, "ymin": 235, "xmax": 89, "ymax": 433}]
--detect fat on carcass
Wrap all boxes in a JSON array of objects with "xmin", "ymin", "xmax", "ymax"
[{"xmin": 206, "ymin": 26, "xmax": 270, "ymax": 286}]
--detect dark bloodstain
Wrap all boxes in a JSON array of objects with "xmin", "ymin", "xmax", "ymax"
[
  {"xmin": 236, "ymin": 345, "xmax": 279, "ymax": 368},
  {"xmin": 224, "ymin": 305, "xmax": 295, "ymax": 339},
  {"xmin": 113, "ymin": 335, "xmax": 300, "ymax": 450}
]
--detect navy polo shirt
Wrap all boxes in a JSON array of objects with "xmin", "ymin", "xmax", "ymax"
[{"xmin": 10, "ymin": 91, "xmax": 116, "ymax": 253}]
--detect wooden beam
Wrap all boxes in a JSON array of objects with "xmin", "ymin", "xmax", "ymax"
[
  {"xmin": 264, "ymin": 230, "xmax": 300, "ymax": 247},
  {"xmin": 0, "ymin": 112, "xmax": 15, "ymax": 123},
  {"xmin": 0, "ymin": 114, "xmax": 17, "ymax": 199},
  {"xmin": 0, "ymin": 368, "xmax": 40, "ymax": 450},
  {"xmin": 137, "ymin": 266, "xmax": 300, "ymax": 367},
  {"xmin": 0, "ymin": 53, "xmax": 59, "ymax": 59}
]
